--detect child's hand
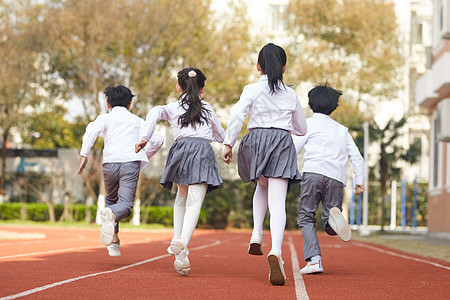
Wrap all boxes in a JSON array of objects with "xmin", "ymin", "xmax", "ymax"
[
  {"xmin": 221, "ymin": 145, "xmax": 232, "ymax": 165},
  {"xmin": 355, "ymin": 185, "xmax": 364, "ymax": 195},
  {"xmin": 77, "ymin": 156, "xmax": 88, "ymax": 175},
  {"xmin": 135, "ymin": 140, "xmax": 147, "ymax": 153}
]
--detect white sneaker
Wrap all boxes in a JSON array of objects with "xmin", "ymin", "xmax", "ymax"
[
  {"xmin": 267, "ymin": 248, "xmax": 286, "ymax": 285},
  {"xmin": 169, "ymin": 239, "xmax": 190, "ymax": 276},
  {"xmin": 100, "ymin": 208, "xmax": 116, "ymax": 246},
  {"xmin": 300, "ymin": 260, "xmax": 324, "ymax": 274},
  {"xmin": 107, "ymin": 242, "xmax": 121, "ymax": 257},
  {"xmin": 248, "ymin": 231, "xmax": 263, "ymax": 255},
  {"xmin": 329, "ymin": 207, "xmax": 352, "ymax": 242}
]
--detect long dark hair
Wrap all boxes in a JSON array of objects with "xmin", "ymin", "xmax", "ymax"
[
  {"xmin": 177, "ymin": 67, "xmax": 211, "ymax": 129},
  {"xmin": 257, "ymin": 43, "xmax": 287, "ymax": 94}
]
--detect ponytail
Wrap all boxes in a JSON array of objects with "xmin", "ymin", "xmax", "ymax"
[
  {"xmin": 257, "ymin": 43, "xmax": 287, "ymax": 94},
  {"xmin": 177, "ymin": 67, "xmax": 211, "ymax": 129}
]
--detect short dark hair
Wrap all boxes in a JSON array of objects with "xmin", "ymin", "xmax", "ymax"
[
  {"xmin": 308, "ymin": 84, "xmax": 342, "ymax": 115},
  {"xmin": 104, "ymin": 85, "xmax": 134, "ymax": 108}
]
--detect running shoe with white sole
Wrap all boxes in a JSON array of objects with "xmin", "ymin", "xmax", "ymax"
[
  {"xmin": 267, "ymin": 248, "xmax": 286, "ymax": 285},
  {"xmin": 248, "ymin": 231, "xmax": 263, "ymax": 255},
  {"xmin": 329, "ymin": 207, "xmax": 352, "ymax": 242},
  {"xmin": 300, "ymin": 260, "xmax": 324, "ymax": 274},
  {"xmin": 169, "ymin": 239, "xmax": 190, "ymax": 276},
  {"xmin": 100, "ymin": 207, "xmax": 116, "ymax": 246},
  {"xmin": 107, "ymin": 241, "xmax": 121, "ymax": 257}
]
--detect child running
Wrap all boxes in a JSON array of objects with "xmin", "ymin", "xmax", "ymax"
[
  {"xmin": 135, "ymin": 67, "xmax": 225, "ymax": 276},
  {"xmin": 292, "ymin": 84, "xmax": 364, "ymax": 274},
  {"xmin": 221, "ymin": 43, "xmax": 307, "ymax": 285},
  {"xmin": 77, "ymin": 85, "xmax": 164, "ymax": 257}
]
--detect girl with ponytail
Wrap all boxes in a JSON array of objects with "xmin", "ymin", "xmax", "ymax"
[
  {"xmin": 222, "ymin": 43, "xmax": 307, "ymax": 286},
  {"xmin": 136, "ymin": 67, "xmax": 225, "ymax": 277}
]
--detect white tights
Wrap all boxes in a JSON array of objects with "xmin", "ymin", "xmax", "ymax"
[
  {"xmin": 252, "ymin": 176, "xmax": 288, "ymax": 253},
  {"xmin": 172, "ymin": 183, "xmax": 208, "ymax": 247}
]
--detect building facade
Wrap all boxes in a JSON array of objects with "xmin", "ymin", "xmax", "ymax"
[{"xmin": 415, "ymin": 0, "xmax": 450, "ymax": 238}]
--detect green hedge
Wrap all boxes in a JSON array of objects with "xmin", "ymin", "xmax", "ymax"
[{"xmin": 0, "ymin": 203, "xmax": 173, "ymax": 225}]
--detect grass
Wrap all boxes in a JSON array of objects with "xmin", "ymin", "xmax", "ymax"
[{"xmin": 352, "ymin": 231, "xmax": 450, "ymax": 262}]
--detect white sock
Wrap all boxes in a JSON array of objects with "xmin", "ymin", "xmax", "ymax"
[
  {"xmin": 267, "ymin": 177, "xmax": 288, "ymax": 253},
  {"xmin": 173, "ymin": 185, "xmax": 188, "ymax": 240},
  {"xmin": 252, "ymin": 177, "xmax": 268, "ymax": 237},
  {"xmin": 311, "ymin": 255, "xmax": 321, "ymax": 263},
  {"xmin": 180, "ymin": 183, "xmax": 207, "ymax": 247}
]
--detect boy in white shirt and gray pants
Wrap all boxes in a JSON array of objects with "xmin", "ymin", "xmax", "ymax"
[
  {"xmin": 292, "ymin": 84, "xmax": 364, "ymax": 274},
  {"xmin": 77, "ymin": 85, "xmax": 164, "ymax": 257}
]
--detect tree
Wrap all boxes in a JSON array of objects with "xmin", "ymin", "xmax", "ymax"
[
  {"xmin": 0, "ymin": 1, "xmax": 45, "ymax": 199},
  {"xmin": 29, "ymin": 0, "xmax": 251, "ymax": 207},
  {"xmin": 288, "ymin": 0, "xmax": 403, "ymax": 103},
  {"xmin": 370, "ymin": 117, "xmax": 420, "ymax": 230}
]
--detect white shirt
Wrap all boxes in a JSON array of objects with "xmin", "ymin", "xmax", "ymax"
[
  {"xmin": 80, "ymin": 106, "xmax": 164, "ymax": 168},
  {"xmin": 292, "ymin": 113, "xmax": 364, "ymax": 185},
  {"xmin": 140, "ymin": 100, "xmax": 225, "ymax": 143},
  {"xmin": 223, "ymin": 75, "xmax": 307, "ymax": 147}
]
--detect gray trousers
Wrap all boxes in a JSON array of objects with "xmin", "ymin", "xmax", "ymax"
[
  {"xmin": 297, "ymin": 172, "xmax": 344, "ymax": 261},
  {"xmin": 103, "ymin": 161, "xmax": 140, "ymax": 233}
]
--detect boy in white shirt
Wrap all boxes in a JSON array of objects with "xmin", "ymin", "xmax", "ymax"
[
  {"xmin": 292, "ymin": 84, "xmax": 364, "ymax": 274},
  {"xmin": 77, "ymin": 85, "xmax": 164, "ymax": 257}
]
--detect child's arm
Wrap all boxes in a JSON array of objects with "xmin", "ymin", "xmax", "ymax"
[
  {"xmin": 355, "ymin": 185, "xmax": 364, "ymax": 195},
  {"xmin": 136, "ymin": 106, "xmax": 168, "ymax": 153},
  {"xmin": 346, "ymin": 130, "xmax": 364, "ymax": 187},
  {"xmin": 292, "ymin": 134, "xmax": 308, "ymax": 154},
  {"xmin": 221, "ymin": 145, "xmax": 232, "ymax": 165},
  {"xmin": 144, "ymin": 130, "xmax": 164, "ymax": 159},
  {"xmin": 222, "ymin": 87, "xmax": 252, "ymax": 148},
  {"xmin": 291, "ymin": 97, "xmax": 307, "ymax": 136},
  {"xmin": 77, "ymin": 115, "xmax": 107, "ymax": 174},
  {"xmin": 77, "ymin": 156, "xmax": 88, "ymax": 175}
]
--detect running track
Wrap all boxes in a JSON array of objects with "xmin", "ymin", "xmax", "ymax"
[{"xmin": 0, "ymin": 225, "xmax": 449, "ymax": 299}]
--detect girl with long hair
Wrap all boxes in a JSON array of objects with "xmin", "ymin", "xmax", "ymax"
[
  {"xmin": 222, "ymin": 43, "xmax": 307, "ymax": 285},
  {"xmin": 136, "ymin": 67, "xmax": 225, "ymax": 276}
]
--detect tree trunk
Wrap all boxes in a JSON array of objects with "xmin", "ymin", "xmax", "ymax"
[{"xmin": 0, "ymin": 130, "xmax": 9, "ymax": 199}]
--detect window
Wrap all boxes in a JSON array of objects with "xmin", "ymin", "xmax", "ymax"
[{"xmin": 272, "ymin": 5, "xmax": 288, "ymax": 31}]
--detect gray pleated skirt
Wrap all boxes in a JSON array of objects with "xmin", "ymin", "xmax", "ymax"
[
  {"xmin": 237, "ymin": 128, "xmax": 301, "ymax": 191},
  {"xmin": 160, "ymin": 137, "xmax": 222, "ymax": 193}
]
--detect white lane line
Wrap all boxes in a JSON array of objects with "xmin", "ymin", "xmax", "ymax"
[
  {"xmin": 288, "ymin": 236, "xmax": 309, "ymax": 300},
  {"xmin": 353, "ymin": 241, "xmax": 450, "ymax": 271},
  {"xmin": 1, "ymin": 239, "xmax": 221, "ymax": 300}
]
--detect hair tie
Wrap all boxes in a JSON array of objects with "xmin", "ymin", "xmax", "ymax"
[{"xmin": 188, "ymin": 70, "xmax": 197, "ymax": 78}]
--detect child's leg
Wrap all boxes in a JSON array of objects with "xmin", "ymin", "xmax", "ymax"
[
  {"xmin": 104, "ymin": 162, "xmax": 140, "ymax": 234},
  {"xmin": 298, "ymin": 173, "xmax": 323, "ymax": 261},
  {"xmin": 267, "ymin": 177, "xmax": 288, "ymax": 253},
  {"xmin": 253, "ymin": 176, "xmax": 268, "ymax": 236},
  {"xmin": 321, "ymin": 177, "xmax": 350, "ymax": 241},
  {"xmin": 173, "ymin": 185, "xmax": 188, "ymax": 240},
  {"xmin": 180, "ymin": 183, "xmax": 208, "ymax": 247}
]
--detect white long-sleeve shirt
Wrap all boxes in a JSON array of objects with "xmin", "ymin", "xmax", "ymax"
[
  {"xmin": 223, "ymin": 75, "xmax": 307, "ymax": 147},
  {"xmin": 80, "ymin": 106, "xmax": 164, "ymax": 169},
  {"xmin": 292, "ymin": 113, "xmax": 364, "ymax": 186},
  {"xmin": 140, "ymin": 100, "xmax": 225, "ymax": 143}
]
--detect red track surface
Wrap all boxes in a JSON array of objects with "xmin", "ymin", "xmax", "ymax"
[{"xmin": 0, "ymin": 225, "xmax": 449, "ymax": 299}]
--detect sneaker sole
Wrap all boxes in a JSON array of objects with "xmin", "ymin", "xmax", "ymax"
[
  {"xmin": 329, "ymin": 207, "xmax": 351, "ymax": 242},
  {"xmin": 100, "ymin": 211, "xmax": 115, "ymax": 246},
  {"xmin": 268, "ymin": 254, "xmax": 286, "ymax": 285},
  {"xmin": 248, "ymin": 242, "xmax": 263, "ymax": 255},
  {"xmin": 174, "ymin": 261, "xmax": 190, "ymax": 276},
  {"xmin": 108, "ymin": 251, "xmax": 121, "ymax": 257}
]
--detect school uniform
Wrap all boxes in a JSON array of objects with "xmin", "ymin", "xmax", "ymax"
[
  {"xmin": 223, "ymin": 75, "xmax": 307, "ymax": 190},
  {"xmin": 292, "ymin": 113, "xmax": 364, "ymax": 261},
  {"xmin": 80, "ymin": 106, "xmax": 164, "ymax": 232},
  {"xmin": 140, "ymin": 99, "xmax": 225, "ymax": 193}
]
